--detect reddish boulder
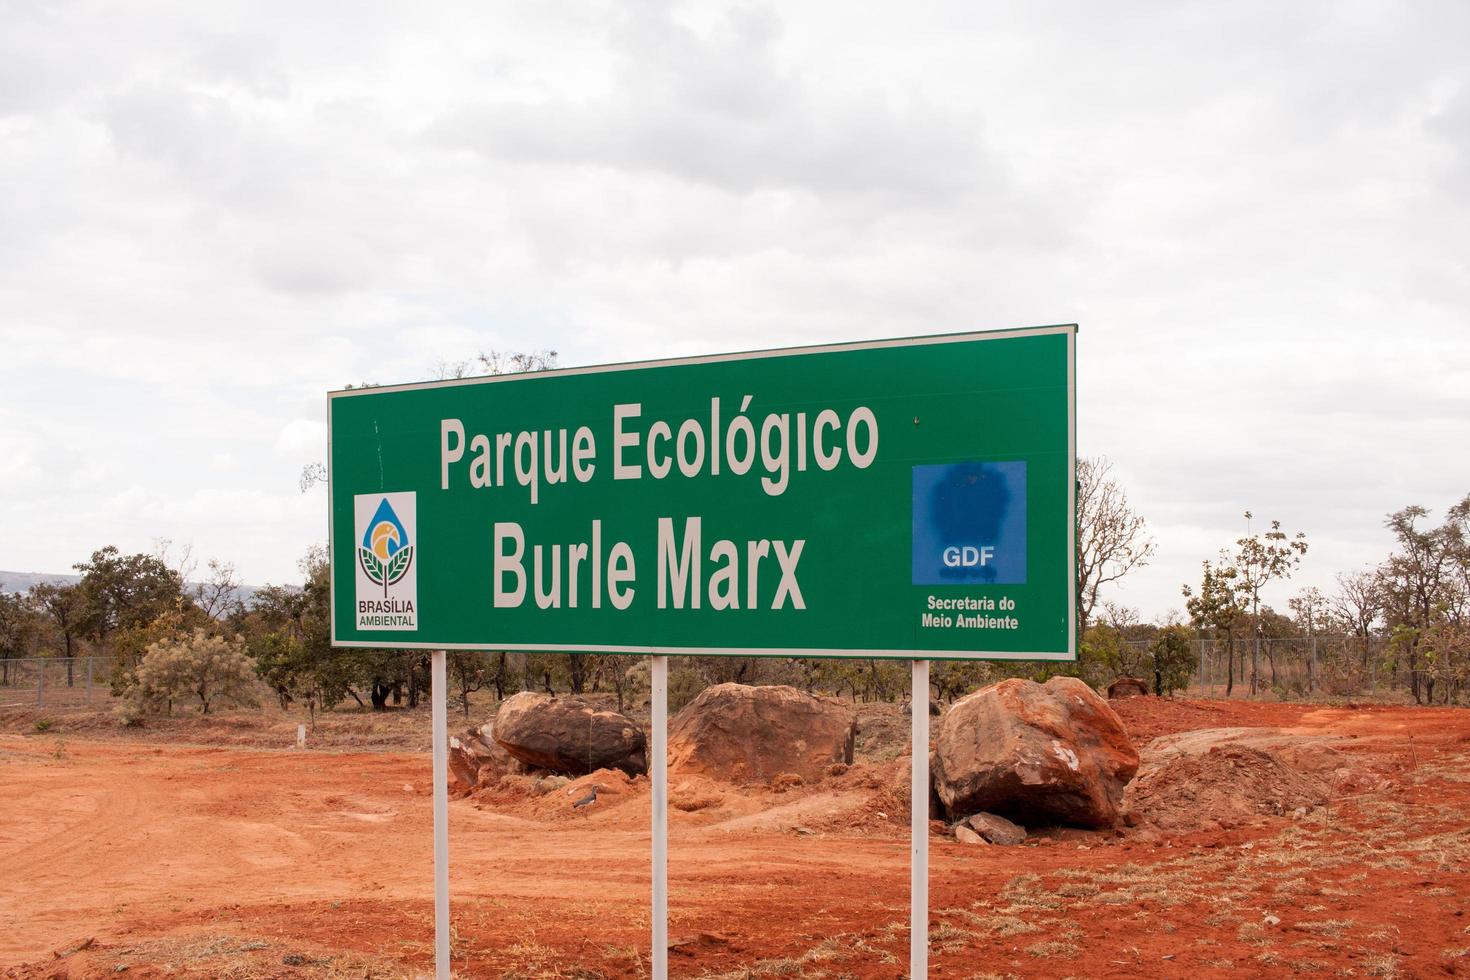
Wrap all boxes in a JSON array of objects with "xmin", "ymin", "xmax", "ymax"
[
  {"xmin": 1108, "ymin": 676, "xmax": 1150, "ymax": 699},
  {"xmin": 669, "ymin": 683, "xmax": 855, "ymax": 785},
  {"xmin": 447, "ymin": 723, "xmax": 517, "ymax": 796},
  {"xmin": 932, "ymin": 677, "xmax": 1139, "ymax": 829},
  {"xmin": 491, "ymin": 693, "xmax": 648, "ymax": 777}
]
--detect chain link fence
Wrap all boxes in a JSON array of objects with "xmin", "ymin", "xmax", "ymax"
[
  {"xmin": 0, "ymin": 657, "xmax": 109, "ymax": 711},
  {"xmin": 1118, "ymin": 634, "xmax": 1410, "ymax": 699}
]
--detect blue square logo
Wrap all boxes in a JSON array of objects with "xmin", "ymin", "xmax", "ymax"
[{"xmin": 911, "ymin": 461, "xmax": 1027, "ymax": 585}]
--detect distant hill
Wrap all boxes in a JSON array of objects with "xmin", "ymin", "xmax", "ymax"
[
  {"xmin": 0, "ymin": 571, "xmax": 266, "ymax": 608},
  {"xmin": 0, "ymin": 571, "xmax": 81, "ymax": 593}
]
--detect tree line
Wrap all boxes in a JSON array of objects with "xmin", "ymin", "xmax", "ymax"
[{"xmin": 3, "ymin": 453, "xmax": 1466, "ymax": 718}]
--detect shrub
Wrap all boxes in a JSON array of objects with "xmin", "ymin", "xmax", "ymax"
[{"xmin": 124, "ymin": 629, "xmax": 259, "ymax": 716}]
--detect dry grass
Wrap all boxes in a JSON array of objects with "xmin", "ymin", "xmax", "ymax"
[
  {"xmin": 1025, "ymin": 939, "xmax": 1081, "ymax": 958},
  {"xmin": 1364, "ymin": 952, "xmax": 1401, "ymax": 977},
  {"xmin": 97, "ymin": 932, "xmax": 407, "ymax": 979}
]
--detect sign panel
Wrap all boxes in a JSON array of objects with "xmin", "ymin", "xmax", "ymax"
[{"xmin": 330, "ymin": 325, "xmax": 1076, "ymax": 659}]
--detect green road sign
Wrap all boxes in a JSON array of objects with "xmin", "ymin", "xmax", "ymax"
[{"xmin": 330, "ymin": 325, "xmax": 1076, "ymax": 660}]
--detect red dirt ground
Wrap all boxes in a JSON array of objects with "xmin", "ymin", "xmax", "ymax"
[{"xmin": 5, "ymin": 698, "xmax": 1470, "ymax": 978}]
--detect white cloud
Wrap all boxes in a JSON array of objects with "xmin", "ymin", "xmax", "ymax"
[{"xmin": 1, "ymin": 0, "xmax": 1466, "ymax": 608}]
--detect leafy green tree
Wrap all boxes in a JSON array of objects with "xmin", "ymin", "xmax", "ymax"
[
  {"xmin": 29, "ymin": 582, "xmax": 82, "ymax": 658},
  {"xmin": 1184, "ymin": 557, "xmax": 1246, "ymax": 695},
  {"xmin": 1234, "ymin": 514, "xmax": 1308, "ymax": 695},
  {"xmin": 0, "ymin": 591, "xmax": 38, "ymax": 685},
  {"xmin": 1378, "ymin": 502, "xmax": 1463, "ymax": 703},
  {"xmin": 1148, "ymin": 624, "xmax": 1194, "ymax": 696},
  {"xmin": 248, "ymin": 548, "xmax": 361, "ymax": 715},
  {"xmin": 245, "ymin": 546, "xmax": 420, "ymax": 714},
  {"xmin": 74, "ymin": 547, "xmax": 186, "ymax": 664}
]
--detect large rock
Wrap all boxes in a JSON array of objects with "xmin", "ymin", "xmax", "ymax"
[
  {"xmin": 669, "ymin": 683, "xmax": 855, "ymax": 784},
  {"xmin": 1107, "ymin": 676, "xmax": 1150, "ymax": 699},
  {"xmin": 491, "ymin": 693, "xmax": 648, "ymax": 777},
  {"xmin": 933, "ymin": 677, "xmax": 1139, "ymax": 829}
]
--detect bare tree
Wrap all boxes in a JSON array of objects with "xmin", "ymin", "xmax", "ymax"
[
  {"xmin": 300, "ymin": 351, "xmax": 560, "ymax": 493},
  {"xmin": 1076, "ymin": 457, "xmax": 1157, "ymax": 638},
  {"xmin": 193, "ymin": 559, "xmax": 244, "ymax": 620},
  {"xmin": 477, "ymin": 350, "xmax": 559, "ymax": 375},
  {"xmin": 1331, "ymin": 569, "xmax": 1381, "ymax": 674},
  {"xmin": 153, "ymin": 537, "xmax": 197, "ymax": 587},
  {"xmin": 1288, "ymin": 586, "xmax": 1328, "ymax": 692}
]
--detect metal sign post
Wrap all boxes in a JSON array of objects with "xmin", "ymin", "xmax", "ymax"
[
  {"xmin": 431, "ymin": 650, "xmax": 451, "ymax": 980},
  {"xmin": 910, "ymin": 658, "xmax": 929, "ymax": 979},
  {"xmin": 651, "ymin": 655, "xmax": 669, "ymax": 980}
]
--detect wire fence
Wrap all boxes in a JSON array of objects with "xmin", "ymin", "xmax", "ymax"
[
  {"xmin": 0, "ymin": 656, "xmax": 109, "ymax": 711},
  {"xmin": 1118, "ymin": 634, "xmax": 1415, "ymax": 699}
]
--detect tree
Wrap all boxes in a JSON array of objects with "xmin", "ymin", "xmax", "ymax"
[
  {"xmin": 594, "ymin": 654, "xmax": 642, "ymax": 712},
  {"xmin": 193, "ymin": 559, "xmax": 245, "ymax": 621},
  {"xmin": 449, "ymin": 651, "xmax": 494, "ymax": 717},
  {"xmin": 1331, "ymin": 569, "xmax": 1382, "ymax": 675},
  {"xmin": 301, "ymin": 349, "xmax": 561, "ymax": 492},
  {"xmin": 1379, "ymin": 504, "xmax": 1461, "ymax": 703},
  {"xmin": 127, "ymin": 629, "xmax": 258, "ymax": 716},
  {"xmin": 1289, "ymin": 586, "xmax": 1328, "ymax": 693},
  {"xmin": 0, "ymin": 591, "xmax": 37, "ymax": 685},
  {"xmin": 1075, "ymin": 457, "xmax": 1157, "ymax": 638},
  {"xmin": 1233, "ymin": 514, "xmax": 1308, "ymax": 695},
  {"xmin": 74, "ymin": 546, "xmax": 185, "ymax": 649},
  {"xmin": 1183, "ymin": 558, "xmax": 1245, "ymax": 695},
  {"xmin": 1148, "ymin": 624, "xmax": 1195, "ymax": 696},
  {"xmin": 29, "ymin": 581, "xmax": 84, "ymax": 685},
  {"xmin": 244, "ymin": 546, "xmax": 421, "ymax": 715}
]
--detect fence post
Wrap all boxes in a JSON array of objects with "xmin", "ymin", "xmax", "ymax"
[
  {"xmin": 36, "ymin": 657, "xmax": 44, "ymax": 708},
  {"xmin": 87, "ymin": 656, "xmax": 94, "ymax": 703}
]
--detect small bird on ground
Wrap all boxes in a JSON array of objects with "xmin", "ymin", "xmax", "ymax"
[{"xmin": 571, "ymin": 785, "xmax": 599, "ymax": 813}]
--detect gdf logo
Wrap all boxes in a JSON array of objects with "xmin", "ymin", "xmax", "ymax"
[
  {"xmin": 942, "ymin": 545, "xmax": 995, "ymax": 568},
  {"xmin": 911, "ymin": 460, "xmax": 1028, "ymax": 585}
]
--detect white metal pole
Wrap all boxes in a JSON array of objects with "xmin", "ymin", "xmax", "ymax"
[
  {"xmin": 910, "ymin": 658, "xmax": 929, "ymax": 980},
  {"xmin": 650, "ymin": 654, "xmax": 669, "ymax": 980},
  {"xmin": 431, "ymin": 650, "xmax": 451, "ymax": 980}
]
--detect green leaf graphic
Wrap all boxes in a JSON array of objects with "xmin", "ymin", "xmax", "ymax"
[
  {"xmin": 385, "ymin": 546, "xmax": 413, "ymax": 586},
  {"xmin": 360, "ymin": 547, "xmax": 386, "ymax": 585}
]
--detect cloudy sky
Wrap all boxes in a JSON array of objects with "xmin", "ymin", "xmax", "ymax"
[{"xmin": 2, "ymin": 0, "xmax": 1467, "ymax": 619}]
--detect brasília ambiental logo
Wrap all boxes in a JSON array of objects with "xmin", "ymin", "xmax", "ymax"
[{"xmin": 359, "ymin": 497, "xmax": 414, "ymax": 597}]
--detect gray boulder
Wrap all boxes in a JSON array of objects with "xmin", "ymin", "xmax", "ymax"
[{"xmin": 966, "ymin": 812, "xmax": 1027, "ymax": 845}]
